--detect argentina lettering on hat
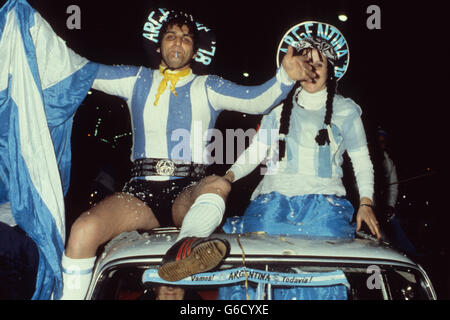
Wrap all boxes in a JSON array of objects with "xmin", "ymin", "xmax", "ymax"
[
  {"xmin": 276, "ymin": 21, "xmax": 350, "ymax": 80},
  {"xmin": 141, "ymin": 7, "xmax": 216, "ymax": 74}
]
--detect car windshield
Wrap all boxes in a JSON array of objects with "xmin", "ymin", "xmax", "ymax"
[{"xmin": 90, "ymin": 261, "xmax": 432, "ymax": 300}]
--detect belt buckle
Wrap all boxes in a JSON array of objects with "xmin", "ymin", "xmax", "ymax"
[{"xmin": 155, "ymin": 159, "xmax": 175, "ymax": 176}]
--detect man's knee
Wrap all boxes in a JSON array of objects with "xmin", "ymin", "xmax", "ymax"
[
  {"xmin": 198, "ymin": 175, "xmax": 232, "ymax": 197},
  {"xmin": 67, "ymin": 213, "xmax": 105, "ymax": 253}
]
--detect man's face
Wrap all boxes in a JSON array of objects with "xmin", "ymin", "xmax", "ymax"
[
  {"xmin": 378, "ymin": 135, "xmax": 387, "ymax": 150},
  {"xmin": 159, "ymin": 24, "xmax": 196, "ymax": 70},
  {"xmin": 155, "ymin": 285, "xmax": 185, "ymax": 300}
]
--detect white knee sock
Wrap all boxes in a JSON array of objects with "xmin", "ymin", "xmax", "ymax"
[
  {"xmin": 60, "ymin": 253, "xmax": 96, "ymax": 300},
  {"xmin": 176, "ymin": 193, "xmax": 226, "ymax": 241}
]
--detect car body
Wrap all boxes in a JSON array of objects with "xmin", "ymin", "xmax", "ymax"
[{"xmin": 86, "ymin": 227, "xmax": 437, "ymax": 300}]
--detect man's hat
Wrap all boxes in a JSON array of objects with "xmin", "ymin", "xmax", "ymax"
[
  {"xmin": 276, "ymin": 21, "xmax": 350, "ymax": 80},
  {"xmin": 141, "ymin": 8, "xmax": 216, "ymax": 74}
]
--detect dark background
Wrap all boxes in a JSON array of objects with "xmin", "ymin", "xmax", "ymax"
[{"xmin": 26, "ymin": 0, "xmax": 447, "ymax": 298}]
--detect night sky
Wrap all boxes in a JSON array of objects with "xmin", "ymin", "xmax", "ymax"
[
  {"xmin": 22, "ymin": 0, "xmax": 447, "ymax": 297},
  {"xmin": 29, "ymin": 0, "xmax": 445, "ymax": 169}
]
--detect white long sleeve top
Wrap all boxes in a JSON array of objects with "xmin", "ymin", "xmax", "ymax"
[{"xmin": 229, "ymin": 87, "xmax": 374, "ymax": 201}]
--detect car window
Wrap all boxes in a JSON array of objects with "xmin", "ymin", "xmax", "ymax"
[
  {"xmin": 90, "ymin": 263, "xmax": 432, "ymax": 300},
  {"xmin": 385, "ymin": 269, "xmax": 431, "ymax": 300}
]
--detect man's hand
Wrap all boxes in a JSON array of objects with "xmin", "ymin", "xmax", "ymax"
[
  {"xmin": 356, "ymin": 204, "xmax": 381, "ymax": 240},
  {"xmin": 281, "ymin": 46, "xmax": 317, "ymax": 82}
]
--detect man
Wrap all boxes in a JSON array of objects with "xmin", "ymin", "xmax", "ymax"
[
  {"xmin": 374, "ymin": 128, "xmax": 417, "ymax": 256},
  {"xmin": 61, "ymin": 9, "xmax": 316, "ymax": 299},
  {"xmin": 374, "ymin": 128, "xmax": 398, "ymax": 216}
]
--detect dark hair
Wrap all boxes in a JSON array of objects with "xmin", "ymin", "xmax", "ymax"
[
  {"xmin": 315, "ymin": 63, "xmax": 336, "ymax": 146},
  {"xmin": 138, "ymin": 286, "xmax": 203, "ymax": 300},
  {"xmin": 278, "ymin": 81, "xmax": 301, "ymax": 161},
  {"xmin": 278, "ymin": 53, "xmax": 337, "ymax": 161},
  {"xmin": 157, "ymin": 11, "xmax": 199, "ymax": 52}
]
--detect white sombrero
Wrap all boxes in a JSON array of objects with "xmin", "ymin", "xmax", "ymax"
[
  {"xmin": 141, "ymin": 8, "xmax": 216, "ymax": 74},
  {"xmin": 276, "ymin": 21, "xmax": 350, "ymax": 80}
]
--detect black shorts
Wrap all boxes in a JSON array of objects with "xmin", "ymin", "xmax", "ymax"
[{"xmin": 121, "ymin": 178, "xmax": 198, "ymax": 227}]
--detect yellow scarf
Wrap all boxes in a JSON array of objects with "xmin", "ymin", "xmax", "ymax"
[{"xmin": 153, "ymin": 65, "xmax": 192, "ymax": 106}]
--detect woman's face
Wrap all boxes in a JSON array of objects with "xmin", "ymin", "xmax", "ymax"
[{"xmin": 300, "ymin": 48, "xmax": 329, "ymax": 93}]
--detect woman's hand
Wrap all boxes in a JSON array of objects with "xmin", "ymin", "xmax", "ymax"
[
  {"xmin": 223, "ymin": 171, "xmax": 235, "ymax": 184},
  {"xmin": 356, "ymin": 199, "xmax": 381, "ymax": 240}
]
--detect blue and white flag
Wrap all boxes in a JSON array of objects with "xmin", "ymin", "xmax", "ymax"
[{"xmin": 0, "ymin": 0, "xmax": 98, "ymax": 299}]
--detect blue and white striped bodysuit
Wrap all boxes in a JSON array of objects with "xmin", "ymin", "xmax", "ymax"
[{"xmin": 92, "ymin": 65, "xmax": 295, "ymax": 178}]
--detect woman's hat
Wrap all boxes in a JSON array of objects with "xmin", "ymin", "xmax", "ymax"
[
  {"xmin": 276, "ymin": 21, "xmax": 350, "ymax": 80},
  {"xmin": 141, "ymin": 8, "xmax": 216, "ymax": 74}
]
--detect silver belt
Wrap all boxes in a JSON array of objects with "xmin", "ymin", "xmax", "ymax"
[{"xmin": 131, "ymin": 158, "xmax": 207, "ymax": 179}]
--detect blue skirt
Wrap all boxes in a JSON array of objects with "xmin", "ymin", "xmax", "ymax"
[
  {"xmin": 219, "ymin": 192, "xmax": 354, "ymax": 300},
  {"xmin": 223, "ymin": 192, "xmax": 356, "ymax": 239}
]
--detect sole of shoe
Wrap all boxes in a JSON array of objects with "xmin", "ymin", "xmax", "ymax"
[{"xmin": 158, "ymin": 239, "xmax": 228, "ymax": 282}]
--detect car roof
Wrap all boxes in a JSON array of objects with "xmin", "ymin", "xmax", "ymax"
[{"xmin": 95, "ymin": 228, "xmax": 417, "ymax": 271}]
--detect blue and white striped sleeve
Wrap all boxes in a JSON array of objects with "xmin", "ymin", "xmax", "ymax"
[
  {"xmin": 92, "ymin": 64, "xmax": 140, "ymax": 101},
  {"xmin": 205, "ymin": 67, "xmax": 295, "ymax": 114},
  {"xmin": 228, "ymin": 108, "xmax": 280, "ymax": 181}
]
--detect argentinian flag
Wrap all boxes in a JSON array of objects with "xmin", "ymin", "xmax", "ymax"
[{"xmin": 0, "ymin": 0, "xmax": 98, "ymax": 299}]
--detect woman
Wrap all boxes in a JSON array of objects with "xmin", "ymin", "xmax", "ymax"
[
  {"xmin": 222, "ymin": 21, "xmax": 380, "ymax": 240},
  {"xmin": 218, "ymin": 20, "xmax": 380, "ymax": 300}
]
